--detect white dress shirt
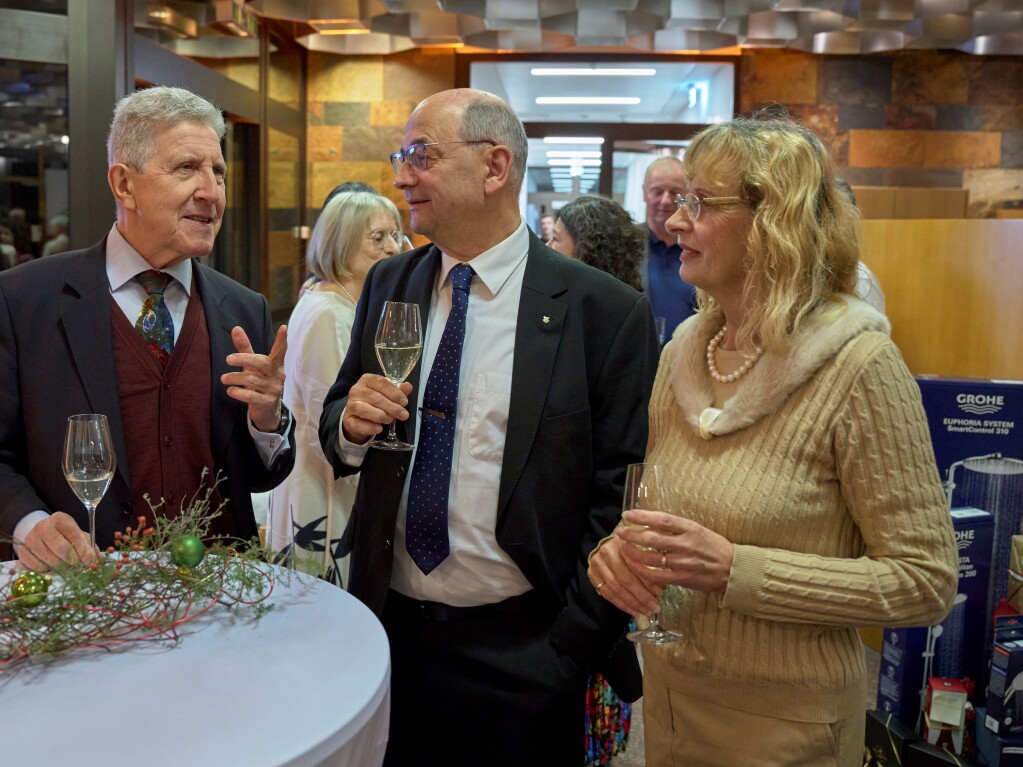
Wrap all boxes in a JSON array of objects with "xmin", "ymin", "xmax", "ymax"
[
  {"xmin": 13, "ymin": 225, "xmax": 289, "ymax": 549},
  {"xmin": 339, "ymin": 220, "xmax": 533, "ymax": 606}
]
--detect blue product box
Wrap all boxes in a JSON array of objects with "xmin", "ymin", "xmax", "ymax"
[
  {"xmin": 877, "ymin": 508, "xmax": 994, "ymax": 728},
  {"xmin": 915, "ymin": 377, "xmax": 1023, "ymax": 487},
  {"xmin": 977, "ymin": 707, "xmax": 1023, "ymax": 767},
  {"xmin": 916, "ymin": 376, "xmax": 1023, "ymax": 653}
]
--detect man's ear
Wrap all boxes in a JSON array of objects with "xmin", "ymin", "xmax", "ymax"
[
  {"xmin": 482, "ymin": 145, "xmax": 513, "ymax": 197},
  {"xmin": 108, "ymin": 164, "xmax": 137, "ymax": 211}
]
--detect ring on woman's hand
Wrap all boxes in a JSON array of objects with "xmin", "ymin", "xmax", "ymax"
[
  {"xmin": 595, "ymin": 582, "xmax": 605, "ymax": 596},
  {"xmin": 660, "ymin": 551, "xmax": 669, "ymax": 570}
]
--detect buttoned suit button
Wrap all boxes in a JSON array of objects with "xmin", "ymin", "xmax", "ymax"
[
  {"xmin": 396, "ymin": 466, "xmax": 405, "ymax": 479},
  {"xmin": 384, "ymin": 538, "xmax": 393, "ymax": 551}
]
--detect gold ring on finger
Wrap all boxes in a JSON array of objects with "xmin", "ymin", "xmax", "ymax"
[
  {"xmin": 660, "ymin": 551, "xmax": 668, "ymax": 570},
  {"xmin": 595, "ymin": 582, "xmax": 605, "ymax": 596}
]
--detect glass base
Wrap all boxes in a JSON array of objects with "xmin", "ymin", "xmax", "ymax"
[
  {"xmin": 627, "ymin": 627, "xmax": 684, "ymax": 645},
  {"xmin": 368, "ymin": 438, "xmax": 414, "ymax": 451}
]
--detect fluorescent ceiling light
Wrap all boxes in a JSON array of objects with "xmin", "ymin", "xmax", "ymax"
[
  {"xmin": 536, "ymin": 97, "xmax": 640, "ymax": 106},
  {"xmin": 543, "ymin": 137, "xmax": 604, "ymax": 145},
  {"xmin": 546, "ymin": 150, "xmax": 601, "ymax": 159},
  {"xmin": 548, "ymin": 159, "xmax": 601, "ymax": 167},
  {"xmin": 530, "ymin": 68, "xmax": 656, "ymax": 77}
]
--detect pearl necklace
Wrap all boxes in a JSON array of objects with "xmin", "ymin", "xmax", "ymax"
[
  {"xmin": 706, "ymin": 325, "xmax": 764, "ymax": 384},
  {"xmin": 336, "ymin": 281, "xmax": 358, "ymax": 305}
]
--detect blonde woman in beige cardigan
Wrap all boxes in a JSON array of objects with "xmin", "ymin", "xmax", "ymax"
[{"xmin": 587, "ymin": 114, "xmax": 957, "ymax": 767}]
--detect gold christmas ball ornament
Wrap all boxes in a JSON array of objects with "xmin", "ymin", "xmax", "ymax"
[{"xmin": 10, "ymin": 572, "xmax": 52, "ymax": 608}]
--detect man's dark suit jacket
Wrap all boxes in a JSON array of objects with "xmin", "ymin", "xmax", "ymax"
[
  {"xmin": 0, "ymin": 238, "xmax": 296, "ymax": 549},
  {"xmin": 319, "ymin": 232, "xmax": 660, "ymax": 700}
]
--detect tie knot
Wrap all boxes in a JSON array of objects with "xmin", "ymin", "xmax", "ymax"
[
  {"xmin": 449, "ymin": 264, "xmax": 473, "ymax": 295},
  {"xmin": 135, "ymin": 269, "xmax": 172, "ymax": 296}
]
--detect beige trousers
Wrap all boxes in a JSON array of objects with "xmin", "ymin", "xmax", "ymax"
[{"xmin": 643, "ymin": 682, "xmax": 865, "ymax": 767}]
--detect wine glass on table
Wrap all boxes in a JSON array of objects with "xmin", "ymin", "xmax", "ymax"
[
  {"xmin": 622, "ymin": 463, "xmax": 684, "ymax": 645},
  {"xmin": 370, "ymin": 301, "xmax": 423, "ymax": 451},
  {"xmin": 62, "ymin": 413, "xmax": 116, "ymax": 554}
]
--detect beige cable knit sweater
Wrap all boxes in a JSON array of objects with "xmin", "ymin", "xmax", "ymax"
[{"xmin": 643, "ymin": 297, "xmax": 958, "ymax": 723}]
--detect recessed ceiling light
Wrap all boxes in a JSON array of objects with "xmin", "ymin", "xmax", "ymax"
[
  {"xmin": 543, "ymin": 137, "xmax": 604, "ymax": 145},
  {"xmin": 530, "ymin": 68, "xmax": 656, "ymax": 77},
  {"xmin": 536, "ymin": 97, "xmax": 640, "ymax": 106},
  {"xmin": 546, "ymin": 150, "xmax": 601, "ymax": 159},
  {"xmin": 548, "ymin": 159, "xmax": 601, "ymax": 167}
]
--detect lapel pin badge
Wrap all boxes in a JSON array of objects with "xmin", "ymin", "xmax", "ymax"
[{"xmin": 542, "ymin": 316, "xmax": 550, "ymax": 324}]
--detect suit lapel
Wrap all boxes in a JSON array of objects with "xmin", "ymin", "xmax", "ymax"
[
  {"xmin": 194, "ymin": 265, "xmax": 237, "ymax": 463},
  {"xmin": 60, "ymin": 242, "xmax": 132, "ymax": 489},
  {"xmin": 497, "ymin": 237, "xmax": 567, "ymax": 518}
]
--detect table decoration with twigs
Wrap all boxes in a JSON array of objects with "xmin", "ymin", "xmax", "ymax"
[{"xmin": 0, "ymin": 474, "xmax": 302, "ymax": 669}]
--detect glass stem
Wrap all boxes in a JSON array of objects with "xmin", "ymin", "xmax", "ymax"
[
  {"xmin": 87, "ymin": 503, "xmax": 96, "ymax": 551},
  {"xmin": 387, "ymin": 421, "xmax": 398, "ymax": 441},
  {"xmin": 649, "ymin": 611, "xmax": 661, "ymax": 631}
]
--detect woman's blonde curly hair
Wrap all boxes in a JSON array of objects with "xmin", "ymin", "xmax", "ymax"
[{"xmin": 684, "ymin": 110, "xmax": 860, "ymax": 353}]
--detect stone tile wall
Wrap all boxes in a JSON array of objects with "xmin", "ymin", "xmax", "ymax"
[
  {"xmin": 305, "ymin": 48, "xmax": 1022, "ymax": 221},
  {"xmin": 307, "ymin": 49, "xmax": 456, "ymax": 245},
  {"xmin": 740, "ymin": 50, "xmax": 1023, "ymax": 217}
]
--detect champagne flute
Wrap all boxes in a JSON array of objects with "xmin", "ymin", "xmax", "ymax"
[
  {"xmin": 62, "ymin": 413, "xmax": 116, "ymax": 553},
  {"xmin": 622, "ymin": 463, "xmax": 684, "ymax": 645},
  {"xmin": 371, "ymin": 301, "xmax": 423, "ymax": 451}
]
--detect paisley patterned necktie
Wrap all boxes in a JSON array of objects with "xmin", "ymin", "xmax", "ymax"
[{"xmin": 134, "ymin": 270, "xmax": 175, "ymax": 366}]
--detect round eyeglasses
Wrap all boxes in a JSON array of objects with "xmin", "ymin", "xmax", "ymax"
[
  {"xmin": 389, "ymin": 140, "xmax": 495, "ymax": 175},
  {"xmin": 674, "ymin": 193, "xmax": 748, "ymax": 220},
  {"xmin": 365, "ymin": 229, "xmax": 402, "ymax": 249}
]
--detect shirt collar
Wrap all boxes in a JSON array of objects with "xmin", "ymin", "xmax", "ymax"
[
  {"xmin": 437, "ymin": 219, "xmax": 529, "ymax": 297},
  {"xmin": 105, "ymin": 223, "xmax": 193, "ymax": 295},
  {"xmin": 648, "ymin": 227, "xmax": 681, "ymax": 257}
]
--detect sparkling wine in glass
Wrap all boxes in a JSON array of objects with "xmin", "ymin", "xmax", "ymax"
[
  {"xmin": 63, "ymin": 413, "xmax": 116, "ymax": 553},
  {"xmin": 622, "ymin": 463, "xmax": 684, "ymax": 645},
  {"xmin": 371, "ymin": 301, "xmax": 423, "ymax": 451}
]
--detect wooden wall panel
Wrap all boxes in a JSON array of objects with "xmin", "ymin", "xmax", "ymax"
[{"xmin": 859, "ymin": 219, "xmax": 1023, "ymax": 380}]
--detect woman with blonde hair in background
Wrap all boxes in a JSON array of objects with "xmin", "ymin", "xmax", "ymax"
[
  {"xmin": 268, "ymin": 190, "xmax": 402, "ymax": 587},
  {"xmin": 587, "ymin": 113, "xmax": 957, "ymax": 767}
]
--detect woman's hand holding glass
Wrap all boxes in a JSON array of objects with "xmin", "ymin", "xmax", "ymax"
[{"xmin": 617, "ymin": 509, "xmax": 735, "ymax": 595}]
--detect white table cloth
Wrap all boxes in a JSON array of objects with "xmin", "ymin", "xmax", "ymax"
[{"xmin": 0, "ymin": 565, "xmax": 390, "ymax": 766}]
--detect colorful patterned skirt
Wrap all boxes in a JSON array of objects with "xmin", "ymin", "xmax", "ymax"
[{"xmin": 584, "ymin": 672, "xmax": 632, "ymax": 766}]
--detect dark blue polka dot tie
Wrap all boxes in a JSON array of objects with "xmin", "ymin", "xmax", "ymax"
[{"xmin": 406, "ymin": 263, "xmax": 473, "ymax": 574}]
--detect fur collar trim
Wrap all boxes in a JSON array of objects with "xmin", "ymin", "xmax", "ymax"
[{"xmin": 669, "ymin": 297, "xmax": 890, "ymax": 438}]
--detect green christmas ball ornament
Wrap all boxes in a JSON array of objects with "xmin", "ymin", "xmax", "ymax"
[
  {"xmin": 170, "ymin": 535, "xmax": 206, "ymax": 569},
  {"xmin": 11, "ymin": 572, "xmax": 52, "ymax": 608}
]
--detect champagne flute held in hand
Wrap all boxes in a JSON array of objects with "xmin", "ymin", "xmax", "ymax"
[
  {"xmin": 63, "ymin": 413, "xmax": 116, "ymax": 554},
  {"xmin": 622, "ymin": 463, "xmax": 684, "ymax": 645},
  {"xmin": 371, "ymin": 301, "xmax": 423, "ymax": 451}
]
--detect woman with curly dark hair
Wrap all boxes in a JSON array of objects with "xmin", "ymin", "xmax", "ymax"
[{"xmin": 550, "ymin": 196, "xmax": 645, "ymax": 292}]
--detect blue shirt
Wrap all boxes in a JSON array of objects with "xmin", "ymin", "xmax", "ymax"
[{"xmin": 645, "ymin": 229, "xmax": 697, "ymax": 343}]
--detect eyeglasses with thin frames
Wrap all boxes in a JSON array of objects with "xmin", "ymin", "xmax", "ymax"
[
  {"xmin": 389, "ymin": 140, "xmax": 495, "ymax": 175},
  {"xmin": 365, "ymin": 229, "xmax": 402, "ymax": 249},
  {"xmin": 674, "ymin": 193, "xmax": 748, "ymax": 221}
]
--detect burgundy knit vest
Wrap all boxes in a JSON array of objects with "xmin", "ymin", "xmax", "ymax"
[{"xmin": 111, "ymin": 281, "xmax": 236, "ymax": 538}]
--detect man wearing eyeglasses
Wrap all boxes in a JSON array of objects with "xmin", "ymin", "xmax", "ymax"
[
  {"xmin": 641, "ymin": 156, "xmax": 698, "ymax": 344},
  {"xmin": 320, "ymin": 88, "xmax": 659, "ymax": 767}
]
